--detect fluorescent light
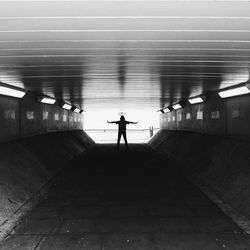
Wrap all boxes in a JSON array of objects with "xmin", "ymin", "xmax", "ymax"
[
  {"xmin": 163, "ymin": 108, "xmax": 171, "ymax": 113},
  {"xmin": 0, "ymin": 86, "xmax": 25, "ymax": 98},
  {"xmin": 218, "ymin": 86, "xmax": 250, "ymax": 98},
  {"xmin": 172, "ymin": 104, "xmax": 182, "ymax": 110},
  {"xmin": 40, "ymin": 97, "xmax": 56, "ymax": 104},
  {"xmin": 62, "ymin": 103, "xmax": 72, "ymax": 110},
  {"xmin": 188, "ymin": 97, "xmax": 204, "ymax": 104},
  {"xmin": 74, "ymin": 108, "xmax": 81, "ymax": 113}
]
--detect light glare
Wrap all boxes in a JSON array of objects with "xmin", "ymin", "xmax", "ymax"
[
  {"xmin": 188, "ymin": 97, "xmax": 204, "ymax": 104},
  {"xmin": 0, "ymin": 86, "xmax": 25, "ymax": 98},
  {"xmin": 218, "ymin": 86, "xmax": 250, "ymax": 98}
]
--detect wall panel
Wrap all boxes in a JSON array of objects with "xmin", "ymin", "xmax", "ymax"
[
  {"xmin": 226, "ymin": 95, "xmax": 250, "ymax": 139},
  {"xmin": 0, "ymin": 92, "xmax": 84, "ymax": 142},
  {"xmin": 160, "ymin": 92, "xmax": 249, "ymax": 139},
  {"xmin": 0, "ymin": 96, "xmax": 19, "ymax": 140}
]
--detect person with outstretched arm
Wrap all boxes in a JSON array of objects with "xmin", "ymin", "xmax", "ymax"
[{"xmin": 107, "ymin": 115, "xmax": 138, "ymax": 150}]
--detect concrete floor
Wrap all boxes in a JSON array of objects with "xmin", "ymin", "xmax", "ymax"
[{"xmin": 1, "ymin": 144, "xmax": 250, "ymax": 250}]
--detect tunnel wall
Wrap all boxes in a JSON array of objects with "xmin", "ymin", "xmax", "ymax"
[
  {"xmin": 0, "ymin": 130, "xmax": 95, "ymax": 240},
  {"xmin": 0, "ymin": 92, "xmax": 84, "ymax": 141},
  {"xmin": 149, "ymin": 129, "xmax": 250, "ymax": 220},
  {"xmin": 160, "ymin": 93, "xmax": 250, "ymax": 140}
]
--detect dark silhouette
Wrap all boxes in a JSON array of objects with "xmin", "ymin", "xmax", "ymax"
[{"xmin": 107, "ymin": 115, "xmax": 138, "ymax": 149}]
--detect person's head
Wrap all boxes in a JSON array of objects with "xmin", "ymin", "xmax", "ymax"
[{"xmin": 120, "ymin": 115, "xmax": 125, "ymax": 121}]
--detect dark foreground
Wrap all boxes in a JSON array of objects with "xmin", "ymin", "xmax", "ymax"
[{"xmin": 1, "ymin": 144, "xmax": 250, "ymax": 250}]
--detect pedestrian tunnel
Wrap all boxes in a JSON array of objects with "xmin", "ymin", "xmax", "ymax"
[
  {"xmin": 0, "ymin": 91, "xmax": 250, "ymax": 249},
  {"xmin": 0, "ymin": 0, "xmax": 250, "ymax": 249}
]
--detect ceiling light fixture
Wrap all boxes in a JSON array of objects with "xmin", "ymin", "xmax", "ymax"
[
  {"xmin": 172, "ymin": 103, "xmax": 182, "ymax": 110},
  {"xmin": 62, "ymin": 103, "xmax": 72, "ymax": 110},
  {"xmin": 39, "ymin": 96, "xmax": 56, "ymax": 105},
  {"xmin": 0, "ymin": 85, "xmax": 26, "ymax": 98},
  {"xmin": 74, "ymin": 107, "xmax": 81, "ymax": 113},
  {"xmin": 218, "ymin": 85, "xmax": 250, "ymax": 98},
  {"xmin": 163, "ymin": 107, "xmax": 171, "ymax": 113},
  {"xmin": 188, "ymin": 96, "xmax": 205, "ymax": 104},
  {"xmin": 157, "ymin": 109, "xmax": 164, "ymax": 114}
]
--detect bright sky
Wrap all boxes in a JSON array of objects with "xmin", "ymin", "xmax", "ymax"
[{"xmin": 84, "ymin": 108, "xmax": 160, "ymax": 130}]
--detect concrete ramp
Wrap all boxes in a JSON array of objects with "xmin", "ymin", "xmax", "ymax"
[
  {"xmin": 149, "ymin": 130, "xmax": 250, "ymax": 221},
  {"xmin": 0, "ymin": 130, "xmax": 95, "ymax": 240}
]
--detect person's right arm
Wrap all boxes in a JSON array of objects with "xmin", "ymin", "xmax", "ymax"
[{"xmin": 107, "ymin": 120, "xmax": 118, "ymax": 124}]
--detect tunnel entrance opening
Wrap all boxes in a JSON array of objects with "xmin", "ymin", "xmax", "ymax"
[{"xmin": 84, "ymin": 109, "xmax": 160, "ymax": 143}]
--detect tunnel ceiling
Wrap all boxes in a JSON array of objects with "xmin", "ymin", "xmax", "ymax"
[{"xmin": 0, "ymin": 0, "xmax": 249, "ymax": 111}]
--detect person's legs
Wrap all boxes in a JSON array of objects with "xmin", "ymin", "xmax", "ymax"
[
  {"xmin": 117, "ymin": 131, "xmax": 121, "ymax": 149},
  {"xmin": 122, "ymin": 132, "xmax": 129, "ymax": 150}
]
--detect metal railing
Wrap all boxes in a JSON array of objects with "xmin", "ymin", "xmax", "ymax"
[{"xmin": 84, "ymin": 128, "xmax": 159, "ymax": 143}]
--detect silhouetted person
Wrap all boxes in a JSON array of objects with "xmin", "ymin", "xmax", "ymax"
[{"xmin": 107, "ymin": 115, "xmax": 138, "ymax": 149}]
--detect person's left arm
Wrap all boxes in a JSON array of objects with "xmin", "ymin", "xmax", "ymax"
[{"xmin": 127, "ymin": 121, "xmax": 138, "ymax": 124}]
